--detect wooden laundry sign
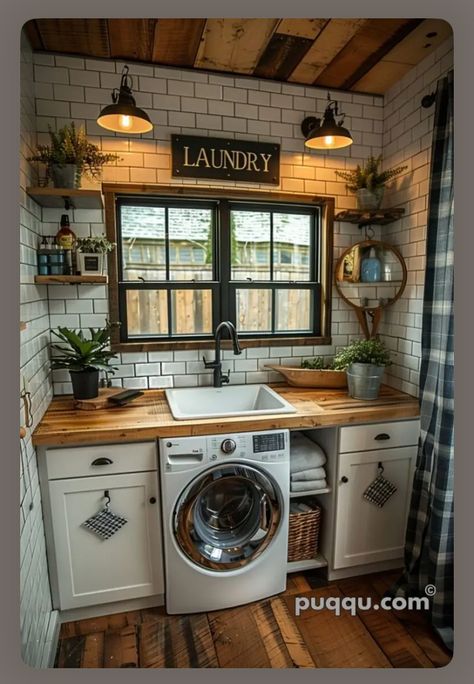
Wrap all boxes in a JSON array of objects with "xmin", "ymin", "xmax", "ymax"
[{"xmin": 171, "ymin": 134, "xmax": 280, "ymax": 185}]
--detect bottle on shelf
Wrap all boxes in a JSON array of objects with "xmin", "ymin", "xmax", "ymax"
[
  {"xmin": 360, "ymin": 247, "xmax": 381, "ymax": 283},
  {"xmin": 37, "ymin": 236, "xmax": 50, "ymax": 276},
  {"xmin": 56, "ymin": 214, "xmax": 76, "ymax": 275}
]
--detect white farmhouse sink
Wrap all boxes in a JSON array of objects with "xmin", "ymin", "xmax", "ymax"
[{"xmin": 165, "ymin": 384, "xmax": 296, "ymax": 420}]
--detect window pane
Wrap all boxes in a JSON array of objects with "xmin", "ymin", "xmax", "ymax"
[
  {"xmin": 273, "ymin": 213, "xmax": 311, "ymax": 281},
  {"xmin": 171, "ymin": 289, "xmax": 213, "ymax": 335},
  {"xmin": 275, "ymin": 289, "xmax": 312, "ymax": 332},
  {"xmin": 168, "ymin": 207, "xmax": 213, "ymax": 281},
  {"xmin": 126, "ymin": 289, "xmax": 168, "ymax": 337},
  {"xmin": 231, "ymin": 210, "xmax": 271, "ymax": 281},
  {"xmin": 235, "ymin": 288, "xmax": 271, "ymax": 332},
  {"xmin": 121, "ymin": 206, "xmax": 166, "ymax": 281}
]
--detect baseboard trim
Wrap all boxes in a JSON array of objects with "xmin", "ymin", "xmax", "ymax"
[
  {"xmin": 327, "ymin": 559, "xmax": 403, "ymax": 581},
  {"xmin": 59, "ymin": 594, "xmax": 164, "ymax": 623}
]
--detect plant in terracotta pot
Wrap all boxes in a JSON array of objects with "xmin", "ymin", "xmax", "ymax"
[
  {"xmin": 333, "ymin": 338, "xmax": 392, "ymax": 400},
  {"xmin": 28, "ymin": 122, "xmax": 120, "ymax": 188},
  {"xmin": 75, "ymin": 235, "xmax": 116, "ymax": 275},
  {"xmin": 335, "ymin": 155, "xmax": 407, "ymax": 211},
  {"xmin": 51, "ymin": 325, "xmax": 118, "ymax": 400}
]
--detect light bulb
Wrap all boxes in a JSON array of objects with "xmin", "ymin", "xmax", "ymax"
[
  {"xmin": 119, "ymin": 114, "xmax": 132, "ymax": 130},
  {"xmin": 324, "ymin": 135, "xmax": 334, "ymax": 146}
]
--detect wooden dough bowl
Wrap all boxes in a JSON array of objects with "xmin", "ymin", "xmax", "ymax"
[{"xmin": 266, "ymin": 364, "xmax": 347, "ymax": 389}]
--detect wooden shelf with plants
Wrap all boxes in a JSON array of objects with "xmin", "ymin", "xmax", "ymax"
[
  {"xmin": 26, "ymin": 187, "xmax": 104, "ymax": 210},
  {"xmin": 34, "ymin": 275, "xmax": 108, "ymax": 285}
]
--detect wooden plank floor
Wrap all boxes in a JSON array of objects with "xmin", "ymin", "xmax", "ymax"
[{"xmin": 55, "ymin": 571, "xmax": 451, "ymax": 668}]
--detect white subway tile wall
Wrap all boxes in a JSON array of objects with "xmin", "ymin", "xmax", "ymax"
[
  {"xmin": 31, "ymin": 53, "xmax": 387, "ymax": 394},
  {"xmin": 20, "ymin": 32, "xmax": 59, "ymax": 668},
  {"xmin": 380, "ymin": 35, "xmax": 453, "ymax": 396}
]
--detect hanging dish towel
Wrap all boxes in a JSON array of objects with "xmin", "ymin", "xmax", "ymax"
[
  {"xmin": 363, "ymin": 463, "xmax": 397, "ymax": 508},
  {"xmin": 82, "ymin": 493, "xmax": 128, "ymax": 540}
]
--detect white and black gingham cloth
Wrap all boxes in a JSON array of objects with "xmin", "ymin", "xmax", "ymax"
[
  {"xmin": 363, "ymin": 474, "xmax": 397, "ymax": 507},
  {"xmin": 82, "ymin": 507, "xmax": 128, "ymax": 540}
]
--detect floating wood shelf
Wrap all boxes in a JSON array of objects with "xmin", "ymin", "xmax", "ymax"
[
  {"xmin": 335, "ymin": 208, "xmax": 405, "ymax": 226},
  {"xmin": 26, "ymin": 187, "xmax": 104, "ymax": 210},
  {"xmin": 35, "ymin": 275, "xmax": 108, "ymax": 284},
  {"xmin": 287, "ymin": 554, "xmax": 327, "ymax": 573}
]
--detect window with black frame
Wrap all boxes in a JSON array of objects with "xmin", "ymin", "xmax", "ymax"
[{"xmin": 115, "ymin": 197, "xmax": 323, "ymax": 343}]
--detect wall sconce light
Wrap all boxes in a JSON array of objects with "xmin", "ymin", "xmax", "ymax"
[
  {"xmin": 97, "ymin": 65, "xmax": 153, "ymax": 134},
  {"xmin": 301, "ymin": 92, "xmax": 353, "ymax": 150}
]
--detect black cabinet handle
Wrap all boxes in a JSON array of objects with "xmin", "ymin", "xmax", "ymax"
[
  {"xmin": 340, "ymin": 476, "xmax": 349, "ymax": 483},
  {"xmin": 374, "ymin": 433, "xmax": 390, "ymax": 441},
  {"xmin": 149, "ymin": 497, "xmax": 157, "ymax": 504},
  {"xmin": 91, "ymin": 457, "xmax": 113, "ymax": 466}
]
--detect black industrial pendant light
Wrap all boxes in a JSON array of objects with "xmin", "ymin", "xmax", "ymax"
[
  {"xmin": 301, "ymin": 92, "xmax": 353, "ymax": 150},
  {"xmin": 97, "ymin": 65, "xmax": 153, "ymax": 134}
]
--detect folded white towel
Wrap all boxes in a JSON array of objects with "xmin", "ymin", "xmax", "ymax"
[
  {"xmin": 290, "ymin": 479, "xmax": 328, "ymax": 492},
  {"xmin": 290, "ymin": 432, "xmax": 327, "ymax": 474},
  {"xmin": 291, "ymin": 467, "xmax": 326, "ymax": 482}
]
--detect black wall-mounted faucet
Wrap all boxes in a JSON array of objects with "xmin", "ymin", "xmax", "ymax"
[{"xmin": 203, "ymin": 321, "xmax": 242, "ymax": 387}]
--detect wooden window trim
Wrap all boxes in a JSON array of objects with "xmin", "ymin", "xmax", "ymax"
[{"xmin": 104, "ymin": 183, "xmax": 334, "ymax": 352}]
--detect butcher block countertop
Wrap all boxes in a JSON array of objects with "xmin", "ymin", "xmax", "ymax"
[{"xmin": 32, "ymin": 384, "xmax": 419, "ymax": 447}]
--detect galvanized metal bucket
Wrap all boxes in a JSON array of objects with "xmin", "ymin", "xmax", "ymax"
[
  {"xmin": 50, "ymin": 163, "xmax": 80, "ymax": 188},
  {"xmin": 346, "ymin": 363, "xmax": 385, "ymax": 400}
]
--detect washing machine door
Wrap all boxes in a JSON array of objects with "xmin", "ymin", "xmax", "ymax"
[{"xmin": 173, "ymin": 463, "xmax": 283, "ymax": 571}]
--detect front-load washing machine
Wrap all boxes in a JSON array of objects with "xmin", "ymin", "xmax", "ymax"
[{"xmin": 159, "ymin": 429, "xmax": 290, "ymax": 614}]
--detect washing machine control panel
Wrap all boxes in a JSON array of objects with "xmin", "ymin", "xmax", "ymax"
[{"xmin": 161, "ymin": 430, "xmax": 289, "ymax": 471}]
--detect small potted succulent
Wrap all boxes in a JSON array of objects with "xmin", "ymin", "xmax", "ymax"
[
  {"xmin": 51, "ymin": 325, "xmax": 118, "ymax": 400},
  {"xmin": 333, "ymin": 338, "xmax": 393, "ymax": 400},
  {"xmin": 76, "ymin": 235, "xmax": 116, "ymax": 275},
  {"xmin": 335, "ymin": 155, "xmax": 407, "ymax": 210},
  {"xmin": 27, "ymin": 122, "xmax": 120, "ymax": 188}
]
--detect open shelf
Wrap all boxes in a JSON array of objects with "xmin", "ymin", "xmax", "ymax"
[
  {"xmin": 35, "ymin": 275, "xmax": 108, "ymax": 285},
  {"xmin": 287, "ymin": 553, "xmax": 327, "ymax": 573},
  {"xmin": 26, "ymin": 187, "xmax": 104, "ymax": 210},
  {"xmin": 290, "ymin": 488, "xmax": 331, "ymax": 498},
  {"xmin": 335, "ymin": 207, "xmax": 405, "ymax": 226}
]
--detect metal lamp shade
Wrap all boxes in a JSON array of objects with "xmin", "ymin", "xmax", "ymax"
[
  {"xmin": 302, "ymin": 111, "xmax": 353, "ymax": 150},
  {"xmin": 97, "ymin": 102, "xmax": 153, "ymax": 134}
]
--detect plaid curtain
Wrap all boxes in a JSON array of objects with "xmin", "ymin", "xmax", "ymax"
[{"xmin": 392, "ymin": 70, "xmax": 454, "ymax": 651}]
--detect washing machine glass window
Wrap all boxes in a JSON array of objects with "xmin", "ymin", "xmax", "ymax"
[{"xmin": 173, "ymin": 463, "xmax": 282, "ymax": 571}]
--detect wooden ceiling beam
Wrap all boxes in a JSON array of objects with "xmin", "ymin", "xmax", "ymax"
[
  {"xmin": 152, "ymin": 19, "xmax": 206, "ymax": 67},
  {"xmin": 23, "ymin": 20, "xmax": 44, "ymax": 50},
  {"xmin": 314, "ymin": 19, "xmax": 421, "ymax": 90},
  {"xmin": 253, "ymin": 33, "xmax": 315, "ymax": 81},
  {"xmin": 34, "ymin": 19, "xmax": 111, "ymax": 58},
  {"xmin": 107, "ymin": 19, "xmax": 156, "ymax": 63}
]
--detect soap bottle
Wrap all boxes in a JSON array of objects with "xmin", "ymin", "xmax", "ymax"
[
  {"xmin": 56, "ymin": 214, "xmax": 76, "ymax": 274},
  {"xmin": 361, "ymin": 247, "xmax": 381, "ymax": 282},
  {"xmin": 37, "ymin": 236, "xmax": 50, "ymax": 275}
]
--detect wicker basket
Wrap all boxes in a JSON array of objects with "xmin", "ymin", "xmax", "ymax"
[{"xmin": 287, "ymin": 501, "xmax": 322, "ymax": 562}]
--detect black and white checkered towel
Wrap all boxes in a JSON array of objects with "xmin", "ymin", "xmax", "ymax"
[{"xmin": 82, "ymin": 507, "xmax": 128, "ymax": 540}]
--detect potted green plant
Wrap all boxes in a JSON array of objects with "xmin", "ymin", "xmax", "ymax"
[
  {"xmin": 335, "ymin": 155, "xmax": 407, "ymax": 210},
  {"xmin": 76, "ymin": 235, "xmax": 116, "ymax": 275},
  {"xmin": 51, "ymin": 326, "xmax": 118, "ymax": 399},
  {"xmin": 333, "ymin": 338, "xmax": 392, "ymax": 400},
  {"xmin": 27, "ymin": 122, "xmax": 120, "ymax": 188}
]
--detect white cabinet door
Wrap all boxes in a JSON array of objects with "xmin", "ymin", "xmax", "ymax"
[
  {"xmin": 333, "ymin": 447, "xmax": 415, "ymax": 569},
  {"xmin": 49, "ymin": 471, "xmax": 164, "ymax": 610}
]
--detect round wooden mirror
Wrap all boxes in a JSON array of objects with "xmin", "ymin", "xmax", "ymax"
[{"xmin": 335, "ymin": 239, "xmax": 407, "ymax": 338}]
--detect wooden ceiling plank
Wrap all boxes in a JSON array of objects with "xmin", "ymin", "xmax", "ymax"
[
  {"xmin": 314, "ymin": 19, "xmax": 421, "ymax": 90},
  {"xmin": 373, "ymin": 18, "xmax": 453, "ymax": 66},
  {"xmin": 35, "ymin": 19, "xmax": 110, "ymax": 58},
  {"xmin": 289, "ymin": 18, "xmax": 368, "ymax": 84},
  {"xmin": 23, "ymin": 20, "xmax": 44, "ymax": 50},
  {"xmin": 107, "ymin": 19, "xmax": 156, "ymax": 63},
  {"xmin": 340, "ymin": 19, "xmax": 423, "ymax": 90},
  {"xmin": 254, "ymin": 33, "xmax": 315, "ymax": 81},
  {"xmin": 152, "ymin": 19, "xmax": 206, "ymax": 67},
  {"xmin": 275, "ymin": 18, "xmax": 328, "ymax": 40},
  {"xmin": 352, "ymin": 19, "xmax": 452, "ymax": 94},
  {"xmin": 194, "ymin": 19, "xmax": 278, "ymax": 74}
]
